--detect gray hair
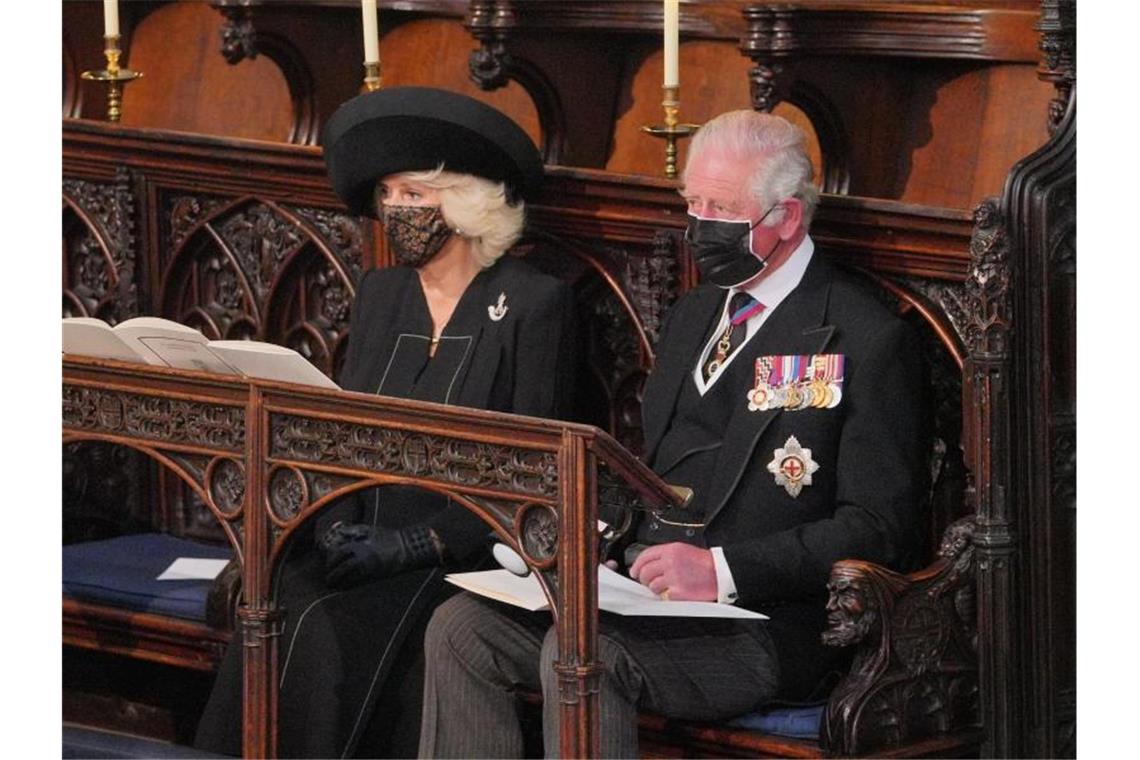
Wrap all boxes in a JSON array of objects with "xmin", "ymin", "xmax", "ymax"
[
  {"xmin": 380, "ymin": 166, "xmax": 525, "ymax": 267},
  {"xmin": 685, "ymin": 110, "xmax": 820, "ymax": 229}
]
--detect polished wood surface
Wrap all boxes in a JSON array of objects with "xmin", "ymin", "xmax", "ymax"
[
  {"xmin": 63, "ymin": 354, "xmax": 682, "ymax": 758},
  {"xmin": 120, "ymin": 2, "xmax": 295, "ymax": 142},
  {"xmin": 62, "ymin": 1, "xmax": 1051, "ymax": 208}
]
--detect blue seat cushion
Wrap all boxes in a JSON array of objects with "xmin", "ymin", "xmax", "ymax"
[
  {"xmin": 63, "ymin": 724, "xmax": 232, "ymax": 759},
  {"xmin": 63, "ymin": 533, "xmax": 233, "ymax": 622},
  {"xmin": 728, "ymin": 703, "xmax": 824, "ymax": 740}
]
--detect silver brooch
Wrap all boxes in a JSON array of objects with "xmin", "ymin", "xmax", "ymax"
[
  {"xmin": 488, "ymin": 292, "xmax": 508, "ymax": 321},
  {"xmin": 766, "ymin": 435, "xmax": 819, "ymax": 498}
]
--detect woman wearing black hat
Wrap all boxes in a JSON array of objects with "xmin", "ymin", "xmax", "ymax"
[{"xmin": 195, "ymin": 88, "xmax": 577, "ymax": 758}]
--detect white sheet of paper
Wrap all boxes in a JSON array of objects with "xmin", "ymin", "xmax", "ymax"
[
  {"xmin": 156, "ymin": 557, "xmax": 230, "ymax": 581},
  {"xmin": 446, "ymin": 565, "xmax": 768, "ymax": 619}
]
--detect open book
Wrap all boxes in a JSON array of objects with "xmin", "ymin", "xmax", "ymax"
[
  {"xmin": 62, "ymin": 316, "xmax": 338, "ymax": 390},
  {"xmin": 445, "ymin": 565, "xmax": 767, "ymax": 619}
]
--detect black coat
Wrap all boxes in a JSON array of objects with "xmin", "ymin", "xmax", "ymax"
[
  {"xmin": 639, "ymin": 252, "xmax": 927, "ymax": 701},
  {"xmin": 195, "ymin": 256, "xmax": 577, "ymax": 758}
]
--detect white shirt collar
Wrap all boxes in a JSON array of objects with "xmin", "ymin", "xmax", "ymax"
[
  {"xmin": 691, "ymin": 235, "xmax": 816, "ymax": 394},
  {"xmin": 736, "ymin": 234, "xmax": 814, "ymax": 314}
]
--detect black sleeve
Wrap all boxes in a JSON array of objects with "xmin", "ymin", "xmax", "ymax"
[
  {"xmin": 336, "ymin": 268, "xmax": 382, "ymax": 390},
  {"xmin": 510, "ymin": 279, "xmax": 579, "ymax": 420}
]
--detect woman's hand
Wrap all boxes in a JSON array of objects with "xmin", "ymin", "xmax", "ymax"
[{"xmin": 321, "ymin": 523, "xmax": 440, "ymax": 588}]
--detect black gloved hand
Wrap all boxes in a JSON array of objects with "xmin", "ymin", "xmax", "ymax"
[{"xmin": 321, "ymin": 522, "xmax": 441, "ymax": 588}]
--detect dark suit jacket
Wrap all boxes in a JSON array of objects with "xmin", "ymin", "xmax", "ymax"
[{"xmin": 641, "ymin": 250, "xmax": 927, "ymax": 700}]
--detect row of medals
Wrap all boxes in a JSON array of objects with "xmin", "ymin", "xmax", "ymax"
[{"xmin": 747, "ymin": 358, "xmax": 843, "ymax": 412}]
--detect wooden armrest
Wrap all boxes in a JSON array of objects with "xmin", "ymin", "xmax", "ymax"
[
  {"xmin": 204, "ymin": 557, "xmax": 242, "ymax": 632},
  {"xmin": 820, "ymin": 516, "xmax": 979, "ymax": 756}
]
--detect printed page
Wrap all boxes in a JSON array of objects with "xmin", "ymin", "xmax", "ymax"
[
  {"xmin": 137, "ymin": 336, "xmax": 238, "ymax": 374},
  {"xmin": 62, "ymin": 317, "xmax": 146, "ymax": 363},
  {"xmin": 111, "ymin": 317, "xmax": 237, "ymax": 373},
  {"xmin": 207, "ymin": 340, "xmax": 339, "ymax": 389}
]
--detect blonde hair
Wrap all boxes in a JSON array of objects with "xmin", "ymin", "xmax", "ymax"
[
  {"xmin": 685, "ymin": 110, "xmax": 820, "ymax": 228},
  {"xmin": 380, "ymin": 166, "xmax": 525, "ymax": 267}
]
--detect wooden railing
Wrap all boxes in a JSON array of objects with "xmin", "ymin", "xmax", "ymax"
[{"xmin": 63, "ymin": 354, "xmax": 683, "ymax": 758}]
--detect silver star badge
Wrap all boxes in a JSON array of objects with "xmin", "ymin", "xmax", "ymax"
[
  {"xmin": 766, "ymin": 435, "xmax": 819, "ymax": 497},
  {"xmin": 488, "ymin": 292, "xmax": 508, "ymax": 321}
]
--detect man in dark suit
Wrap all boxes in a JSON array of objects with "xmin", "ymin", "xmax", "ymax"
[{"xmin": 416, "ymin": 110, "xmax": 927, "ymax": 758}]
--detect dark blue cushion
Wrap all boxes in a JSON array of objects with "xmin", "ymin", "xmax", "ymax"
[
  {"xmin": 728, "ymin": 704, "xmax": 824, "ymax": 739},
  {"xmin": 63, "ymin": 533, "xmax": 233, "ymax": 622},
  {"xmin": 63, "ymin": 724, "xmax": 232, "ymax": 759}
]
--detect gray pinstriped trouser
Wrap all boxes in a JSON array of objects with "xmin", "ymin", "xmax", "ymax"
[{"xmin": 418, "ymin": 593, "xmax": 779, "ymax": 758}]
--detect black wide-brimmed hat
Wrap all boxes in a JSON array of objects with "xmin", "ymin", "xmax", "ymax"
[{"xmin": 321, "ymin": 86, "xmax": 544, "ymax": 217}]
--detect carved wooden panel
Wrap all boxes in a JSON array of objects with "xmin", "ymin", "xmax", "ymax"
[
  {"xmin": 63, "ymin": 386, "xmax": 246, "ymax": 453},
  {"xmin": 1036, "ymin": 0, "xmax": 1076, "ymax": 136},
  {"xmin": 1001, "ymin": 86, "xmax": 1076, "ymax": 759},
  {"xmin": 268, "ymin": 412, "xmax": 560, "ymax": 509},
  {"xmin": 149, "ymin": 190, "xmax": 364, "ymax": 542},
  {"xmin": 62, "ymin": 168, "xmax": 154, "ymax": 544},
  {"xmin": 62, "ymin": 170, "xmax": 140, "ymax": 322},
  {"xmin": 157, "ymin": 194, "xmax": 361, "ymax": 378},
  {"xmin": 822, "ymin": 518, "xmax": 980, "ymax": 755}
]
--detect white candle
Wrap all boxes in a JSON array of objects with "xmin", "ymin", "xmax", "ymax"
[
  {"xmin": 361, "ymin": 0, "xmax": 379, "ymax": 63},
  {"xmin": 103, "ymin": 0, "xmax": 120, "ymax": 38},
  {"xmin": 663, "ymin": 0, "xmax": 679, "ymax": 88}
]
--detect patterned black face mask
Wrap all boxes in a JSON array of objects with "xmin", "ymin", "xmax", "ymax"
[{"xmin": 381, "ymin": 205, "xmax": 452, "ymax": 268}]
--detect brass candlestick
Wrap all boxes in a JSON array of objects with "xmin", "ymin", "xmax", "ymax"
[
  {"xmin": 81, "ymin": 35, "xmax": 143, "ymax": 123},
  {"xmin": 363, "ymin": 61, "xmax": 382, "ymax": 92},
  {"xmin": 640, "ymin": 85, "xmax": 699, "ymax": 179}
]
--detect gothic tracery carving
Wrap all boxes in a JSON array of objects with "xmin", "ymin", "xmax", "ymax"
[
  {"xmin": 268, "ymin": 413, "xmax": 560, "ymax": 504},
  {"xmin": 217, "ymin": 202, "xmax": 306, "ymax": 301},
  {"xmin": 963, "ymin": 199, "xmax": 1012, "ymax": 357},
  {"xmin": 63, "ymin": 385, "xmax": 246, "ymax": 452},
  {"xmin": 209, "ymin": 457, "xmax": 246, "ymax": 518},
  {"xmin": 62, "ymin": 170, "xmax": 139, "ymax": 321}
]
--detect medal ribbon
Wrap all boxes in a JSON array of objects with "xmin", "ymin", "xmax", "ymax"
[{"xmin": 730, "ymin": 297, "xmax": 766, "ymax": 326}]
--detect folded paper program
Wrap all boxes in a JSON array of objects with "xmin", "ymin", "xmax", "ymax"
[{"xmin": 445, "ymin": 565, "xmax": 767, "ymax": 619}]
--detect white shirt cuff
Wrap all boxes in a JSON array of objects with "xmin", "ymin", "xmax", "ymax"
[{"xmin": 710, "ymin": 546, "xmax": 739, "ymax": 605}]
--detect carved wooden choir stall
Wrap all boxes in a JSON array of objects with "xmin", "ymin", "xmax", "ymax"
[{"xmin": 62, "ymin": 1, "xmax": 1075, "ymax": 757}]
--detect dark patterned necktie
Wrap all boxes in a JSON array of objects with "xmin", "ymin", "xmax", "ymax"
[{"xmin": 703, "ymin": 292, "xmax": 765, "ymax": 381}]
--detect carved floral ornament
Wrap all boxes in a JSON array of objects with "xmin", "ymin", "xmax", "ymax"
[
  {"xmin": 268, "ymin": 465, "xmax": 308, "ymax": 523},
  {"xmin": 964, "ymin": 198, "xmax": 1011, "ymax": 357},
  {"xmin": 268, "ymin": 413, "xmax": 559, "ymax": 500},
  {"xmin": 63, "ymin": 171, "xmax": 140, "ymax": 320},
  {"xmin": 517, "ymin": 502, "xmax": 560, "ymax": 568},
  {"xmin": 165, "ymin": 195, "xmax": 362, "ymax": 295},
  {"xmin": 62, "ymin": 385, "xmax": 246, "ymax": 452},
  {"xmin": 207, "ymin": 457, "xmax": 246, "ymax": 518}
]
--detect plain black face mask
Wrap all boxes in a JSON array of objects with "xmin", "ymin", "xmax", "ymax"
[{"xmin": 685, "ymin": 206, "xmax": 778, "ymax": 288}]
